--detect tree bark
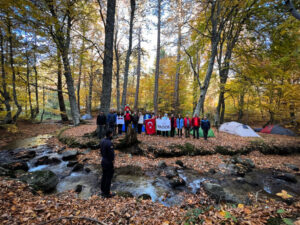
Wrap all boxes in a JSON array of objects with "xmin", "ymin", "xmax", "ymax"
[
  {"xmin": 0, "ymin": 28, "xmax": 12, "ymax": 124},
  {"xmin": 134, "ymin": 27, "xmax": 141, "ymax": 111},
  {"xmin": 114, "ymin": 25, "xmax": 120, "ymax": 112},
  {"xmin": 8, "ymin": 20, "xmax": 22, "ymax": 122},
  {"xmin": 121, "ymin": 0, "xmax": 136, "ymax": 109},
  {"xmin": 285, "ymin": 0, "xmax": 300, "ymax": 20},
  {"xmin": 25, "ymin": 53, "xmax": 34, "ymax": 119},
  {"xmin": 173, "ymin": 0, "xmax": 182, "ymax": 112},
  {"xmin": 86, "ymin": 64, "xmax": 94, "ymax": 115},
  {"xmin": 77, "ymin": 38, "xmax": 85, "ymax": 112},
  {"xmin": 153, "ymin": 0, "xmax": 161, "ymax": 115},
  {"xmin": 100, "ymin": 0, "xmax": 116, "ymax": 114},
  {"xmin": 33, "ymin": 51, "xmax": 39, "ymax": 118},
  {"xmin": 57, "ymin": 51, "xmax": 69, "ymax": 122}
]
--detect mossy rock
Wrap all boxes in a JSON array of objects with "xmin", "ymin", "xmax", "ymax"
[
  {"xmin": 116, "ymin": 191, "xmax": 134, "ymax": 198},
  {"xmin": 115, "ymin": 165, "xmax": 144, "ymax": 176},
  {"xmin": 19, "ymin": 170, "xmax": 58, "ymax": 193}
]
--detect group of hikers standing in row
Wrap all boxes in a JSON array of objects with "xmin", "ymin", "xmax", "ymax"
[{"xmin": 96, "ymin": 105, "xmax": 211, "ymax": 140}]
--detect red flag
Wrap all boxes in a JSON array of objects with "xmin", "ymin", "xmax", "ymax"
[{"xmin": 145, "ymin": 118, "xmax": 156, "ymax": 135}]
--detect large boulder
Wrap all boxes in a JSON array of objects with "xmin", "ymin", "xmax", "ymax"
[
  {"xmin": 20, "ymin": 170, "xmax": 58, "ymax": 192},
  {"xmin": 158, "ymin": 161, "xmax": 167, "ymax": 169},
  {"xmin": 273, "ymin": 172, "xmax": 297, "ymax": 183},
  {"xmin": 34, "ymin": 156, "xmax": 61, "ymax": 166},
  {"xmin": 15, "ymin": 150, "xmax": 36, "ymax": 160},
  {"xmin": 203, "ymin": 181, "xmax": 246, "ymax": 204},
  {"xmin": 2, "ymin": 161, "xmax": 29, "ymax": 172},
  {"xmin": 62, "ymin": 150, "xmax": 78, "ymax": 161},
  {"xmin": 0, "ymin": 166, "xmax": 15, "ymax": 178}
]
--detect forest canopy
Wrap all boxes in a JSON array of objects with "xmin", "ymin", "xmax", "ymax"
[{"xmin": 0, "ymin": 0, "xmax": 299, "ymax": 128}]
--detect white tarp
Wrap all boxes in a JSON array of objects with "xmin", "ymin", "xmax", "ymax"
[
  {"xmin": 219, "ymin": 121, "xmax": 260, "ymax": 137},
  {"xmin": 116, "ymin": 116, "xmax": 124, "ymax": 125},
  {"xmin": 156, "ymin": 118, "xmax": 171, "ymax": 131}
]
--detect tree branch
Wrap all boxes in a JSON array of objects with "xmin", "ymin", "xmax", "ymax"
[
  {"xmin": 38, "ymin": 216, "xmax": 107, "ymax": 225},
  {"xmin": 285, "ymin": 0, "xmax": 300, "ymax": 20},
  {"xmin": 97, "ymin": 0, "xmax": 106, "ymax": 27}
]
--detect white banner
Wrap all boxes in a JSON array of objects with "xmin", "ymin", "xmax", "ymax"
[
  {"xmin": 116, "ymin": 116, "xmax": 124, "ymax": 125},
  {"xmin": 156, "ymin": 119, "xmax": 171, "ymax": 131}
]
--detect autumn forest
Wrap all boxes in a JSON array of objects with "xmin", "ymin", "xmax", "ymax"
[{"xmin": 0, "ymin": 0, "xmax": 300, "ymax": 224}]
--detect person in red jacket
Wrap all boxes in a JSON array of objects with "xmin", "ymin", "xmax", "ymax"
[
  {"xmin": 184, "ymin": 115, "xmax": 192, "ymax": 138},
  {"xmin": 124, "ymin": 110, "xmax": 131, "ymax": 133},
  {"xmin": 170, "ymin": 114, "xmax": 177, "ymax": 137},
  {"xmin": 192, "ymin": 113, "xmax": 201, "ymax": 139}
]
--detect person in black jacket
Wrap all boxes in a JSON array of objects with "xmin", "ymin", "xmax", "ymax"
[
  {"xmin": 201, "ymin": 116, "xmax": 211, "ymax": 140},
  {"xmin": 100, "ymin": 129, "xmax": 115, "ymax": 198},
  {"xmin": 97, "ymin": 111, "xmax": 106, "ymax": 139}
]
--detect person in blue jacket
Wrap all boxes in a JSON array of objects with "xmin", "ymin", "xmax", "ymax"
[
  {"xmin": 176, "ymin": 114, "xmax": 184, "ymax": 137},
  {"xmin": 201, "ymin": 116, "xmax": 211, "ymax": 140},
  {"xmin": 107, "ymin": 110, "xmax": 116, "ymax": 135},
  {"xmin": 100, "ymin": 129, "xmax": 115, "ymax": 198}
]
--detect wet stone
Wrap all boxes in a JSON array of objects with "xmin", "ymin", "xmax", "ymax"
[
  {"xmin": 274, "ymin": 172, "xmax": 297, "ymax": 183},
  {"xmin": 67, "ymin": 161, "xmax": 78, "ymax": 167},
  {"xmin": 284, "ymin": 163, "xmax": 299, "ymax": 172},
  {"xmin": 158, "ymin": 161, "xmax": 167, "ymax": 169},
  {"xmin": 175, "ymin": 160, "xmax": 184, "ymax": 167},
  {"xmin": 34, "ymin": 156, "xmax": 61, "ymax": 166},
  {"xmin": 85, "ymin": 168, "xmax": 91, "ymax": 173},
  {"xmin": 72, "ymin": 163, "xmax": 84, "ymax": 172},
  {"xmin": 2, "ymin": 161, "xmax": 29, "ymax": 172},
  {"xmin": 62, "ymin": 150, "xmax": 78, "ymax": 161},
  {"xmin": 15, "ymin": 150, "xmax": 36, "ymax": 160},
  {"xmin": 20, "ymin": 170, "xmax": 58, "ymax": 193},
  {"xmin": 170, "ymin": 177, "xmax": 186, "ymax": 188},
  {"xmin": 116, "ymin": 191, "xmax": 134, "ymax": 198},
  {"xmin": 75, "ymin": 185, "xmax": 83, "ymax": 193},
  {"xmin": 138, "ymin": 194, "xmax": 151, "ymax": 200}
]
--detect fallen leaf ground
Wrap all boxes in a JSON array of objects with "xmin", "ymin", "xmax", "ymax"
[{"xmin": 1, "ymin": 120, "xmax": 300, "ymax": 224}]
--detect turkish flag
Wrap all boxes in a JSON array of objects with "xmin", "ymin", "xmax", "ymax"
[{"xmin": 145, "ymin": 118, "xmax": 156, "ymax": 135}]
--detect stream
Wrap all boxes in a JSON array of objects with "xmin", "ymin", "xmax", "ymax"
[{"xmin": 1, "ymin": 135, "xmax": 299, "ymax": 207}]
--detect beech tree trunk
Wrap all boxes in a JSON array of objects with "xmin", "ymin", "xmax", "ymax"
[
  {"xmin": 77, "ymin": 39, "xmax": 85, "ymax": 112},
  {"xmin": 121, "ymin": 0, "xmax": 136, "ymax": 109},
  {"xmin": 173, "ymin": 0, "xmax": 182, "ymax": 112},
  {"xmin": 0, "ymin": 28, "xmax": 12, "ymax": 124},
  {"xmin": 57, "ymin": 52, "xmax": 69, "ymax": 122},
  {"xmin": 33, "ymin": 51, "xmax": 39, "ymax": 117},
  {"xmin": 25, "ymin": 53, "xmax": 34, "ymax": 119},
  {"xmin": 100, "ymin": 0, "xmax": 116, "ymax": 114},
  {"xmin": 8, "ymin": 20, "xmax": 22, "ymax": 122},
  {"xmin": 114, "ymin": 27, "xmax": 120, "ymax": 112},
  {"xmin": 134, "ymin": 27, "xmax": 141, "ymax": 111},
  {"xmin": 154, "ymin": 0, "xmax": 161, "ymax": 115},
  {"xmin": 285, "ymin": 0, "xmax": 300, "ymax": 20}
]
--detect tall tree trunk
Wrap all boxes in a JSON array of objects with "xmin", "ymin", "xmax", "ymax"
[
  {"xmin": 100, "ymin": 0, "xmax": 116, "ymax": 114},
  {"xmin": 77, "ymin": 39, "xmax": 85, "ymax": 112},
  {"xmin": 173, "ymin": 0, "xmax": 182, "ymax": 112},
  {"xmin": 134, "ymin": 27, "xmax": 141, "ymax": 111},
  {"xmin": 86, "ymin": 63, "xmax": 94, "ymax": 115},
  {"xmin": 57, "ymin": 51, "xmax": 69, "ymax": 122},
  {"xmin": 121, "ymin": 0, "xmax": 136, "ymax": 109},
  {"xmin": 33, "ymin": 51, "xmax": 39, "ymax": 118},
  {"xmin": 194, "ymin": 39, "xmax": 218, "ymax": 116},
  {"xmin": 0, "ymin": 28, "xmax": 12, "ymax": 124},
  {"xmin": 25, "ymin": 53, "xmax": 34, "ymax": 119},
  {"xmin": 238, "ymin": 92, "xmax": 245, "ymax": 122},
  {"xmin": 8, "ymin": 20, "xmax": 22, "ymax": 122},
  {"xmin": 114, "ymin": 26, "xmax": 120, "ymax": 112},
  {"xmin": 60, "ymin": 48, "xmax": 80, "ymax": 125},
  {"xmin": 285, "ymin": 0, "xmax": 300, "ymax": 20},
  {"xmin": 154, "ymin": 0, "xmax": 161, "ymax": 115}
]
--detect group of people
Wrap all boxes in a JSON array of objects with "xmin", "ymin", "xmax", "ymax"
[
  {"xmin": 96, "ymin": 106, "xmax": 211, "ymax": 140},
  {"xmin": 98, "ymin": 105, "xmax": 211, "ymax": 198}
]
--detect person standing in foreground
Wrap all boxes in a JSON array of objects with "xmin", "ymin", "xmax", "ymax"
[
  {"xmin": 162, "ymin": 113, "xmax": 169, "ymax": 137},
  {"xmin": 201, "ymin": 116, "xmax": 211, "ymax": 140},
  {"xmin": 100, "ymin": 129, "xmax": 115, "ymax": 198},
  {"xmin": 138, "ymin": 111, "xmax": 144, "ymax": 134},
  {"xmin": 170, "ymin": 114, "xmax": 176, "ymax": 137},
  {"xmin": 184, "ymin": 115, "xmax": 191, "ymax": 138},
  {"xmin": 176, "ymin": 114, "xmax": 184, "ymax": 137},
  {"xmin": 97, "ymin": 111, "xmax": 106, "ymax": 139},
  {"xmin": 192, "ymin": 114, "xmax": 201, "ymax": 139}
]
